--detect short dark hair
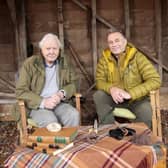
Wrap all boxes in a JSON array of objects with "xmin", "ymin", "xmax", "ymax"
[{"xmin": 107, "ymin": 29, "xmax": 125, "ymax": 38}]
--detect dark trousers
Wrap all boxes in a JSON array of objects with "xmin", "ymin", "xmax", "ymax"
[{"xmin": 93, "ymin": 90, "xmax": 152, "ymax": 128}]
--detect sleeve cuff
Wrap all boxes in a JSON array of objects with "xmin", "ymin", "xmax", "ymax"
[{"xmin": 59, "ymin": 89, "xmax": 66, "ymax": 98}]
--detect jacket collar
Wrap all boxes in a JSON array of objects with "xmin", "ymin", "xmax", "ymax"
[{"xmin": 103, "ymin": 43, "xmax": 137, "ymax": 68}]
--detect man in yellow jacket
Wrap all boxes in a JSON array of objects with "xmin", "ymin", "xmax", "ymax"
[{"xmin": 93, "ymin": 30, "xmax": 161, "ymax": 128}]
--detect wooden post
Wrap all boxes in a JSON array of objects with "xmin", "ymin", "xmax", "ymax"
[
  {"xmin": 91, "ymin": 0, "xmax": 97, "ymax": 79},
  {"xmin": 7, "ymin": 0, "xmax": 27, "ymax": 69},
  {"xmin": 18, "ymin": 0, "xmax": 27, "ymax": 67},
  {"xmin": 124, "ymin": 0, "xmax": 131, "ymax": 39},
  {"xmin": 6, "ymin": 0, "xmax": 20, "ymax": 69},
  {"xmin": 18, "ymin": 100, "xmax": 28, "ymax": 146},
  {"xmin": 156, "ymin": 90, "xmax": 162, "ymax": 139},
  {"xmin": 154, "ymin": 0, "xmax": 163, "ymax": 80},
  {"xmin": 150, "ymin": 90, "xmax": 157, "ymax": 137},
  {"xmin": 57, "ymin": 0, "xmax": 65, "ymax": 57},
  {"xmin": 75, "ymin": 93, "xmax": 82, "ymax": 125}
]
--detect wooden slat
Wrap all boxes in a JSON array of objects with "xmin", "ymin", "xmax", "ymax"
[
  {"xmin": 91, "ymin": 0, "xmax": 97, "ymax": 79},
  {"xmin": 150, "ymin": 90, "xmax": 157, "ymax": 137},
  {"xmin": 0, "ymin": 92, "xmax": 15, "ymax": 98},
  {"xmin": 156, "ymin": 90, "xmax": 162, "ymax": 138},
  {"xmin": 18, "ymin": 100, "xmax": 28, "ymax": 146}
]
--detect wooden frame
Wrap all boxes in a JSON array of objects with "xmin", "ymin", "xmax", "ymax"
[{"xmin": 18, "ymin": 94, "xmax": 82, "ymax": 146}]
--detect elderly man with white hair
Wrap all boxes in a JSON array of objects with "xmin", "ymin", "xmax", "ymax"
[{"xmin": 16, "ymin": 33, "xmax": 80, "ymax": 127}]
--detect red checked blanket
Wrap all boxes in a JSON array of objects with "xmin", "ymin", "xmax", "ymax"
[{"xmin": 4, "ymin": 123, "xmax": 164, "ymax": 168}]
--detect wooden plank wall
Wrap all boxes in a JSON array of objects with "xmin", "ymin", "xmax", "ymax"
[
  {"xmin": 0, "ymin": 0, "xmax": 16, "ymax": 93},
  {"xmin": 0, "ymin": 0, "xmax": 168, "ymax": 94},
  {"xmin": 162, "ymin": 0, "xmax": 168, "ymax": 85}
]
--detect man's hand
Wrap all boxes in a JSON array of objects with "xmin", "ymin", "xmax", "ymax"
[
  {"xmin": 43, "ymin": 93, "xmax": 61, "ymax": 109},
  {"xmin": 110, "ymin": 87, "xmax": 131, "ymax": 104},
  {"xmin": 57, "ymin": 90, "xmax": 65, "ymax": 100}
]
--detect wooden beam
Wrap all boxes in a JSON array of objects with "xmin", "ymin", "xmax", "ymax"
[
  {"xmin": 91, "ymin": 0, "xmax": 97, "ymax": 79},
  {"xmin": 154, "ymin": 0, "xmax": 163, "ymax": 80},
  {"xmin": 6, "ymin": 0, "xmax": 17, "ymax": 25},
  {"xmin": 0, "ymin": 77, "xmax": 15, "ymax": 92},
  {"xmin": 71, "ymin": 0, "xmax": 116, "ymax": 30},
  {"xmin": 0, "ymin": 92, "xmax": 15, "ymax": 98},
  {"xmin": 57, "ymin": 0, "xmax": 65, "ymax": 57},
  {"xmin": 7, "ymin": 0, "xmax": 27, "ymax": 69},
  {"xmin": 124, "ymin": 0, "xmax": 131, "ymax": 39},
  {"xmin": 65, "ymin": 39, "xmax": 93, "ymax": 85},
  {"xmin": 6, "ymin": 0, "xmax": 20, "ymax": 69},
  {"xmin": 17, "ymin": 0, "xmax": 27, "ymax": 68}
]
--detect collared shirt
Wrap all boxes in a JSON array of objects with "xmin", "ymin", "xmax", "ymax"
[{"xmin": 40, "ymin": 61, "xmax": 59, "ymax": 98}]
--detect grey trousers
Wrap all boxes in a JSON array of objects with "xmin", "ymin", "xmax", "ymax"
[
  {"xmin": 30, "ymin": 103, "xmax": 80, "ymax": 127},
  {"xmin": 93, "ymin": 90, "xmax": 152, "ymax": 128}
]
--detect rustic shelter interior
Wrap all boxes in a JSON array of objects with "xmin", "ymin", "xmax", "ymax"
[{"xmin": 0, "ymin": 0, "xmax": 168, "ymax": 166}]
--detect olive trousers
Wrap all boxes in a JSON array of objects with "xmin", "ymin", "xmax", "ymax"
[{"xmin": 93, "ymin": 90, "xmax": 152, "ymax": 128}]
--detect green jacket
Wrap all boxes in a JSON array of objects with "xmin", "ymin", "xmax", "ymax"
[
  {"xmin": 96, "ymin": 43, "xmax": 161, "ymax": 100},
  {"xmin": 16, "ymin": 55, "xmax": 77, "ymax": 110}
]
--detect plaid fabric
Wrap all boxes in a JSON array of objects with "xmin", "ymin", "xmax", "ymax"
[{"xmin": 4, "ymin": 123, "xmax": 162, "ymax": 168}]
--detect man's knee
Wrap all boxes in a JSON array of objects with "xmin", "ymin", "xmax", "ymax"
[
  {"xmin": 93, "ymin": 90, "xmax": 108, "ymax": 103},
  {"xmin": 133, "ymin": 100, "xmax": 152, "ymax": 128},
  {"xmin": 56, "ymin": 104, "xmax": 80, "ymax": 126}
]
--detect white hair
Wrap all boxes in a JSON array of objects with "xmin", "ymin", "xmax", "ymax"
[{"xmin": 39, "ymin": 33, "xmax": 62, "ymax": 49}]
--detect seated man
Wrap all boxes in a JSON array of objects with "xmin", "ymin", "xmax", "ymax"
[
  {"xmin": 16, "ymin": 33, "xmax": 80, "ymax": 127},
  {"xmin": 93, "ymin": 30, "xmax": 161, "ymax": 128}
]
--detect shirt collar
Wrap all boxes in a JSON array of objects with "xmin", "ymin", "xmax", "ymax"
[{"xmin": 44, "ymin": 60, "xmax": 58, "ymax": 68}]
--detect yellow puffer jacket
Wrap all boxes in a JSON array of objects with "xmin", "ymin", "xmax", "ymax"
[{"xmin": 96, "ymin": 43, "xmax": 161, "ymax": 100}]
